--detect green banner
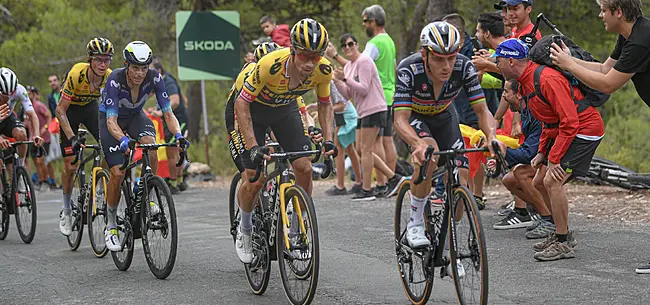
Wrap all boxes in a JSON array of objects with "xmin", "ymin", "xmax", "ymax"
[{"xmin": 176, "ymin": 11, "xmax": 241, "ymax": 81}]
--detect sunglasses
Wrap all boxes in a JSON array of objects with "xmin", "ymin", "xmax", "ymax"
[
  {"xmin": 363, "ymin": 19, "xmax": 372, "ymax": 23},
  {"xmin": 295, "ymin": 50, "xmax": 322, "ymax": 63},
  {"xmin": 92, "ymin": 56, "xmax": 112, "ymax": 64},
  {"xmin": 341, "ymin": 41, "xmax": 356, "ymax": 49}
]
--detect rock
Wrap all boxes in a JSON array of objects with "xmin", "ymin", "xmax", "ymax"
[
  {"xmin": 187, "ymin": 162, "xmax": 211, "ymax": 175},
  {"xmin": 587, "ymin": 215, "xmax": 594, "ymax": 219}
]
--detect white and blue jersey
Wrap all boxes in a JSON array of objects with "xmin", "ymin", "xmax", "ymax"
[{"xmin": 100, "ymin": 68, "xmax": 172, "ymax": 118}]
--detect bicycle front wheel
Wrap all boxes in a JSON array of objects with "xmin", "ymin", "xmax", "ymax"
[
  {"xmin": 111, "ymin": 182, "xmax": 134, "ymax": 271},
  {"xmin": 88, "ymin": 169, "xmax": 109, "ymax": 258},
  {"xmin": 67, "ymin": 175, "xmax": 84, "ymax": 250},
  {"xmin": 141, "ymin": 176, "xmax": 178, "ymax": 279},
  {"xmin": 229, "ymin": 171, "xmax": 242, "ymax": 243},
  {"xmin": 277, "ymin": 184, "xmax": 319, "ymax": 305},
  {"xmin": 13, "ymin": 166, "xmax": 37, "ymax": 244},
  {"xmin": 0, "ymin": 197, "xmax": 8, "ymax": 240},
  {"xmin": 449, "ymin": 185, "xmax": 488, "ymax": 305},
  {"xmin": 244, "ymin": 198, "xmax": 271, "ymax": 295}
]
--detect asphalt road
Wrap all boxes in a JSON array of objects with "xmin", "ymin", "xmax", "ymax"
[{"xmin": 1, "ymin": 181, "xmax": 649, "ymax": 305}]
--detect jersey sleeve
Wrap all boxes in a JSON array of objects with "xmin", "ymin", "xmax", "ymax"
[
  {"xmin": 153, "ymin": 71, "xmax": 172, "ymax": 113},
  {"xmin": 61, "ymin": 66, "xmax": 79, "ymax": 101},
  {"xmin": 103, "ymin": 76, "xmax": 120, "ymax": 118},
  {"xmin": 227, "ymin": 63, "xmax": 254, "ymax": 103},
  {"xmin": 393, "ymin": 63, "xmax": 415, "ymax": 112},
  {"xmin": 363, "ymin": 43, "xmax": 380, "ymax": 61},
  {"xmin": 239, "ymin": 59, "xmax": 275, "ymax": 103},
  {"xmin": 463, "ymin": 61, "xmax": 486, "ymax": 105},
  {"xmin": 296, "ymin": 96, "xmax": 307, "ymax": 114},
  {"xmin": 15, "ymin": 85, "xmax": 34, "ymax": 113},
  {"xmin": 315, "ymin": 63, "xmax": 333, "ymax": 103}
]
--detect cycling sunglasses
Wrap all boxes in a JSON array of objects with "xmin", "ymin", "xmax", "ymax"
[{"xmin": 295, "ymin": 50, "xmax": 322, "ymax": 63}]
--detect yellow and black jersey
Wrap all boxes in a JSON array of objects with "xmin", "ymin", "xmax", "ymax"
[{"xmin": 61, "ymin": 63, "xmax": 112, "ymax": 106}]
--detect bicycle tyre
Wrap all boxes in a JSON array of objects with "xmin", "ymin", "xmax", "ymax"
[
  {"xmin": 277, "ymin": 184, "xmax": 319, "ymax": 305},
  {"xmin": 244, "ymin": 199, "xmax": 271, "ymax": 295},
  {"xmin": 141, "ymin": 176, "xmax": 178, "ymax": 279},
  {"xmin": 394, "ymin": 181, "xmax": 433, "ymax": 305},
  {"xmin": 88, "ymin": 169, "xmax": 109, "ymax": 258},
  {"xmin": 67, "ymin": 175, "xmax": 85, "ymax": 250},
  {"xmin": 13, "ymin": 166, "xmax": 37, "ymax": 244},
  {"xmin": 0, "ymin": 198, "xmax": 8, "ymax": 240},
  {"xmin": 449, "ymin": 185, "xmax": 488, "ymax": 305},
  {"xmin": 111, "ymin": 182, "xmax": 134, "ymax": 271},
  {"xmin": 229, "ymin": 171, "xmax": 242, "ymax": 243}
]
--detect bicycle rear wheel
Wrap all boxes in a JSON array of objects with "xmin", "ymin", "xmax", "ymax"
[
  {"xmin": 67, "ymin": 175, "xmax": 84, "ymax": 250},
  {"xmin": 277, "ymin": 185, "xmax": 319, "ymax": 305},
  {"xmin": 394, "ymin": 181, "xmax": 433, "ymax": 305},
  {"xmin": 244, "ymin": 199, "xmax": 271, "ymax": 295},
  {"xmin": 0, "ymin": 198, "xmax": 8, "ymax": 240},
  {"xmin": 449, "ymin": 185, "xmax": 488, "ymax": 305},
  {"xmin": 13, "ymin": 166, "xmax": 37, "ymax": 244},
  {"xmin": 141, "ymin": 176, "xmax": 178, "ymax": 279},
  {"xmin": 88, "ymin": 169, "xmax": 109, "ymax": 258},
  {"xmin": 111, "ymin": 182, "xmax": 134, "ymax": 271}
]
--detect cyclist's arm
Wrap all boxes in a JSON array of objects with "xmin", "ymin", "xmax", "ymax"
[
  {"xmin": 154, "ymin": 72, "xmax": 180, "ymax": 136},
  {"xmin": 393, "ymin": 67, "xmax": 423, "ymax": 147},
  {"xmin": 16, "ymin": 87, "xmax": 39, "ymax": 138},
  {"xmin": 235, "ymin": 97, "xmax": 256, "ymax": 149},
  {"xmin": 236, "ymin": 59, "xmax": 275, "ymax": 149},
  {"xmin": 55, "ymin": 96, "xmax": 75, "ymax": 139}
]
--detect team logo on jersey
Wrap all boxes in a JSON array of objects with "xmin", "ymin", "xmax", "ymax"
[
  {"xmin": 419, "ymin": 131, "xmax": 430, "ymax": 137},
  {"xmin": 319, "ymin": 64, "xmax": 332, "ymax": 75},
  {"xmin": 78, "ymin": 73, "xmax": 85, "ymax": 84},
  {"xmin": 410, "ymin": 63, "xmax": 424, "ymax": 74},
  {"xmin": 270, "ymin": 62, "xmax": 282, "ymax": 75},
  {"xmin": 105, "ymin": 98, "xmax": 114, "ymax": 105},
  {"xmin": 162, "ymin": 92, "xmax": 168, "ymax": 98},
  {"xmin": 111, "ymin": 80, "xmax": 120, "ymax": 88},
  {"xmin": 108, "ymin": 145, "xmax": 120, "ymax": 153},
  {"xmin": 422, "ymin": 84, "xmax": 428, "ymax": 91},
  {"xmin": 397, "ymin": 70, "xmax": 411, "ymax": 85},
  {"xmin": 154, "ymin": 73, "xmax": 163, "ymax": 84}
]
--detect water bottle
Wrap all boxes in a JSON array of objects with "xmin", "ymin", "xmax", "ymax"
[
  {"xmin": 133, "ymin": 177, "xmax": 143, "ymax": 203},
  {"xmin": 430, "ymin": 198, "xmax": 444, "ymax": 245}
]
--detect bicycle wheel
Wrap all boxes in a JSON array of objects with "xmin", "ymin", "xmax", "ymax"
[
  {"xmin": 244, "ymin": 199, "xmax": 271, "ymax": 295},
  {"xmin": 13, "ymin": 166, "xmax": 37, "ymax": 244},
  {"xmin": 0, "ymin": 197, "xmax": 9, "ymax": 240},
  {"xmin": 449, "ymin": 185, "xmax": 488, "ymax": 305},
  {"xmin": 229, "ymin": 171, "xmax": 242, "ymax": 242},
  {"xmin": 67, "ymin": 175, "xmax": 84, "ymax": 250},
  {"xmin": 277, "ymin": 185, "xmax": 319, "ymax": 305},
  {"xmin": 111, "ymin": 182, "xmax": 134, "ymax": 271},
  {"xmin": 88, "ymin": 169, "xmax": 109, "ymax": 258},
  {"xmin": 141, "ymin": 176, "xmax": 178, "ymax": 279},
  {"xmin": 394, "ymin": 181, "xmax": 433, "ymax": 305}
]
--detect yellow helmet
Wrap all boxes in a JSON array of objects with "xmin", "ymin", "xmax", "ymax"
[
  {"xmin": 253, "ymin": 42, "xmax": 280, "ymax": 62},
  {"xmin": 86, "ymin": 37, "xmax": 114, "ymax": 57},
  {"xmin": 290, "ymin": 18, "xmax": 329, "ymax": 55}
]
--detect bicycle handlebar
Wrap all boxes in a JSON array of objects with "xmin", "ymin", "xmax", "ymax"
[
  {"xmin": 248, "ymin": 148, "xmax": 333, "ymax": 183},
  {"xmin": 119, "ymin": 140, "xmax": 188, "ymax": 171}
]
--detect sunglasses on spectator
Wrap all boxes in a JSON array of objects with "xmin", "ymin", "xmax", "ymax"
[
  {"xmin": 363, "ymin": 19, "xmax": 372, "ymax": 23},
  {"xmin": 341, "ymin": 41, "xmax": 356, "ymax": 49},
  {"xmin": 294, "ymin": 50, "xmax": 322, "ymax": 63}
]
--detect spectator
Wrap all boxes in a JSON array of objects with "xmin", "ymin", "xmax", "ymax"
[
  {"xmin": 324, "ymin": 80, "xmax": 362, "ymax": 196},
  {"xmin": 244, "ymin": 51, "xmax": 255, "ymax": 64},
  {"xmin": 149, "ymin": 57, "xmax": 190, "ymax": 194},
  {"xmin": 259, "ymin": 15, "xmax": 291, "ymax": 47},
  {"xmin": 25, "ymin": 86, "xmax": 55, "ymax": 190},
  {"xmin": 47, "ymin": 74, "xmax": 61, "ymax": 118},
  {"xmin": 495, "ymin": 38, "xmax": 604, "ymax": 261},
  {"xmin": 327, "ymin": 4, "xmax": 398, "ymax": 196},
  {"xmin": 491, "ymin": 79, "xmax": 554, "ymax": 241},
  {"xmin": 494, "ymin": 1, "xmax": 514, "ymax": 35},
  {"xmin": 504, "ymin": 0, "xmax": 542, "ymax": 40},
  {"xmin": 550, "ymin": 0, "xmax": 650, "ymax": 108},
  {"xmin": 442, "ymin": 13, "xmax": 489, "ymax": 208},
  {"xmin": 331, "ymin": 33, "xmax": 404, "ymax": 201}
]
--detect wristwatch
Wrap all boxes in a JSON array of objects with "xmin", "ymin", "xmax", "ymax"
[
  {"xmin": 342, "ymin": 78, "xmax": 347, "ymax": 83},
  {"xmin": 333, "ymin": 53, "xmax": 339, "ymax": 58}
]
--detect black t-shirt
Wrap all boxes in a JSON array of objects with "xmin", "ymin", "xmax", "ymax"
[
  {"xmin": 163, "ymin": 74, "xmax": 189, "ymax": 123},
  {"xmin": 610, "ymin": 16, "xmax": 650, "ymax": 107}
]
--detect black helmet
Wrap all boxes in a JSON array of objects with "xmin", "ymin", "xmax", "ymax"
[
  {"xmin": 290, "ymin": 18, "xmax": 329, "ymax": 55},
  {"xmin": 254, "ymin": 42, "xmax": 281, "ymax": 62},
  {"xmin": 87, "ymin": 37, "xmax": 114, "ymax": 57}
]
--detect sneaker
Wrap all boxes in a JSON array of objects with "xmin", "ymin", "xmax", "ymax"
[
  {"xmin": 235, "ymin": 226, "xmax": 254, "ymax": 263},
  {"xmin": 385, "ymin": 174, "xmax": 406, "ymax": 198},
  {"xmin": 406, "ymin": 225, "xmax": 430, "ymax": 248},
  {"xmin": 497, "ymin": 200, "xmax": 515, "ymax": 216},
  {"xmin": 352, "ymin": 189, "xmax": 376, "ymax": 201},
  {"xmin": 325, "ymin": 185, "xmax": 347, "ymax": 196},
  {"xmin": 525, "ymin": 220, "xmax": 556, "ymax": 239},
  {"xmin": 105, "ymin": 228, "xmax": 122, "ymax": 251},
  {"xmin": 635, "ymin": 263, "xmax": 650, "ymax": 274},
  {"xmin": 526, "ymin": 214, "xmax": 542, "ymax": 231},
  {"xmin": 533, "ymin": 231, "xmax": 577, "ymax": 252},
  {"xmin": 348, "ymin": 183, "xmax": 362, "ymax": 195},
  {"xmin": 493, "ymin": 211, "xmax": 532, "ymax": 230},
  {"xmin": 475, "ymin": 196, "xmax": 486, "ymax": 210},
  {"xmin": 533, "ymin": 241, "xmax": 575, "ymax": 261},
  {"xmin": 179, "ymin": 180, "xmax": 189, "ymax": 192},
  {"xmin": 59, "ymin": 212, "xmax": 72, "ymax": 236},
  {"xmin": 447, "ymin": 259, "xmax": 466, "ymax": 279}
]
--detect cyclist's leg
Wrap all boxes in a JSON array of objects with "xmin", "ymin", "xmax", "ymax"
[
  {"xmin": 8, "ymin": 118, "xmax": 28, "ymax": 166},
  {"xmin": 60, "ymin": 106, "xmax": 83, "ymax": 216},
  {"xmin": 270, "ymin": 106, "xmax": 312, "ymax": 195},
  {"xmin": 129, "ymin": 112, "xmax": 158, "ymax": 174},
  {"xmin": 99, "ymin": 114, "xmax": 126, "ymax": 251}
]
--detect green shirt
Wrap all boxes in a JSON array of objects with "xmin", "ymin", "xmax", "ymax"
[
  {"xmin": 480, "ymin": 49, "xmax": 503, "ymax": 89},
  {"xmin": 363, "ymin": 33, "xmax": 396, "ymax": 106}
]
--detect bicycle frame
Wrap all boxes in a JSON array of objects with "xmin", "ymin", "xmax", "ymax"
[
  {"xmin": 71, "ymin": 143, "xmax": 102, "ymax": 223},
  {"xmin": 0, "ymin": 141, "xmax": 41, "ymax": 214}
]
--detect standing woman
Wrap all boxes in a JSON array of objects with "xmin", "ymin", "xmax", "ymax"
[{"xmin": 332, "ymin": 33, "xmax": 405, "ymax": 201}]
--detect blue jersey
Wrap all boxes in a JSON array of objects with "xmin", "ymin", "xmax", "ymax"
[{"xmin": 100, "ymin": 68, "xmax": 172, "ymax": 118}]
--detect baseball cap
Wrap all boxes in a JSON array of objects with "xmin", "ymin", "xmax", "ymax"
[
  {"xmin": 503, "ymin": 0, "xmax": 533, "ymax": 6},
  {"xmin": 491, "ymin": 38, "xmax": 529, "ymax": 59},
  {"xmin": 26, "ymin": 85, "xmax": 38, "ymax": 93},
  {"xmin": 493, "ymin": 1, "xmax": 505, "ymax": 9}
]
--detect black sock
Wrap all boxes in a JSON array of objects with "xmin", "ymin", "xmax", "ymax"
[
  {"xmin": 541, "ymin": 215, "xmax": 554, "ymax": 223},
  {"xmin": 556, "ymin": 233, "xmax": 567, "ymax": 243},
  {"xmin": 515, "ymin": 207, "xmax": 529, "ymax": 216}
]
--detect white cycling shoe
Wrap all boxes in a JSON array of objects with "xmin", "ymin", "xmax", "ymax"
[
  {"xmin": 59, "ymin": 211, "xmax": 72, "ymax": 236},
  {"xmin": 406, "ymin": 225, "xmax": 431, "ymax": 248},
  {"xmin": 105, "ymin": 228, "xmax": 122, "ymax": 252},
  {"xmin": 235, "ymin": 226, "xmax": 253, "ymax": 264}
]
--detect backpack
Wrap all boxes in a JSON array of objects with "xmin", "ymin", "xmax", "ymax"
[{"xmin": 527, "ymin": 35, "xmax": 610, "ymax": 116}]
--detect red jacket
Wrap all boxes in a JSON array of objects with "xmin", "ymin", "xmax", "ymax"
[
  {"xmin": 271, "ymin": 24, "xmax": 291, "ymax": 47},
  {"xmin": 517, "ymin": 61, "xmax": 604, "ymax": 164}
]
